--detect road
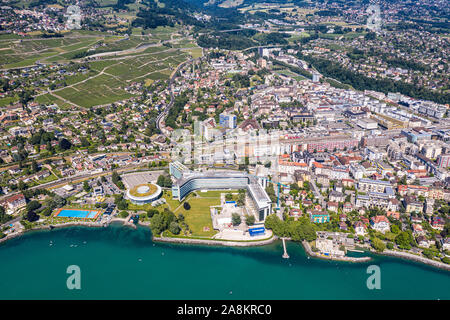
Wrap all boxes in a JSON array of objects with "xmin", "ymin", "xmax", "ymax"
[
  {"xmin": 156, "ymin": 55, "xmax": 203, "ymax": 142},
  {"xmin": 0, "ymin": 164, "xmax": 166, "ymax": 202}
]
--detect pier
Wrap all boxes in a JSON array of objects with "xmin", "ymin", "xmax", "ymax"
[{"xmin": 282, "ymin": 238, "xmax": 289, "ymax": 259}]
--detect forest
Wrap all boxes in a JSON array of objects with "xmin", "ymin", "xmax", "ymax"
[{"xmin": 298, "ymin": 53, "xmax": 450, "ymax": 105}]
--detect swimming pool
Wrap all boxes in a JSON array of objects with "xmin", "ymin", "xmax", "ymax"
[{"xmin": 55, "ymin": 209, "xmax": 101, "ymax": 219}]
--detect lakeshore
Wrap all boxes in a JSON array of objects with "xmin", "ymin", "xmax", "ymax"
[
  {"xmin": 376, "ymin": 249, "xmax": 450, "ymax": 272},
  {"xmin": 1, "ymin": 219, "xmax": 450, "ymax": 272},
  {"xmin": 0, "ymin": 223, "xmax": 449, "ymax": 300},
  {"xmin": 153, "ymin": 234, "xmax": 275, "ymax": 247}
]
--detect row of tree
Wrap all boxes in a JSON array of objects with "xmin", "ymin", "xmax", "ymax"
[
  {"xmin": 297, "ymin": 53, "xmax": 450, "ymax": 105},
  {"xmin": 156, "ymin": 175, "xmax": 173, "ymax": 188},
  {"xmin": 265, "ymin": 214, "xmax": 317, "ymax": 242},
  {"xmin": 150, "ymin": 208, "xmax": 187, "ymax": 236}
]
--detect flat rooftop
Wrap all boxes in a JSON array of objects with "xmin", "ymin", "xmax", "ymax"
[{"xmin": 175, "ymin": 170, "xmax": 271, "ymax": 207}]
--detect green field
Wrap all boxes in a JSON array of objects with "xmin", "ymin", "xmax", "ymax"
[
  {"xmin": 175, "ymin": 195, "xmax": 220, "ymax": 237},
  {"xmin": 128, "ymin": 190, "xmax": 222, "ymax": 237}
]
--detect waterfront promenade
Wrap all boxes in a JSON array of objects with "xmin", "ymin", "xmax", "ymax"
[
  {"xmin": 379, "ymin": 249, "xmax": 450, "ymax": 272},
  {"xmin": 153, "ymin": 234, "xmax": 276, "ymax": 247}
]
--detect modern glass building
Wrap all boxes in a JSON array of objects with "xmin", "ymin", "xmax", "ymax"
[
  {"xmin": 219, "ymin": 113, "xmax": 237, "ymax": 129},
  {"xmin": 169, "ymin": 161, "xmax": 190, "ymax": 180},
  {"xmin": 170, "ymin": 165, "xmax": 272, "ymax": 222}
]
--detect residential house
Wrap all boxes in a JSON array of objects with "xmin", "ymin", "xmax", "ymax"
[
  {"xmin": 370, "ymin": 215, "xmax": 390, "ymax": 233},
  {"xmin": 327, "ymin": 201, "xmax": 338, "ymax": 213},
  {"xmin": 354, "ymin": 221, "xmax": 367, "ymax": 236},
  {"xmin": 308, "ymin": 210, "xmax": 330, "ymax": 223}
]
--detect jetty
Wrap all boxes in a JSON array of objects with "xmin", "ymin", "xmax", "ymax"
[{"xmin": 282, "ymin": 238, "xmax": 289, "ymax": 259}]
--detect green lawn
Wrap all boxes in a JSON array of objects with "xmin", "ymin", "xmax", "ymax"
[
  {"xmin": 127, "ymin": 190, "xmax": 182, "ymax": 212},
  {"xmin": 130, "ymin": 189, "xmax": 223, "ymax": 237},
  {"xmin": 175, "ymin": 196, "xmax": 220, "ymax": 237}
]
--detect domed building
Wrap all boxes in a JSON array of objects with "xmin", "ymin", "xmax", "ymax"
[{"xmin": 126, "ymin": 183, "xmax": 162, "ymax": 205}]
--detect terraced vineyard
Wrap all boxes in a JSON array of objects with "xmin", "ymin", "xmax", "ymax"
[{"xmin": 0, "ymin": 26, "xmax": 202, "ymax": 108}]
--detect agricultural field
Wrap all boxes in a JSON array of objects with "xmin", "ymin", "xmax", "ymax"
[
  {"xmin": 0, "ymin": 25, "xmax": 202, "ymax": 108},
  {"xmin": 53, "ymin": 71, "xmax": 137, "ymax": 108}
]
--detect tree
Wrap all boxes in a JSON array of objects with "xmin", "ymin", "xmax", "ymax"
[
  {"xmin": 183, "ymin": 202, "xmax": 191, "ymax": 210},
  {"xmin": 177, "ymin": 213, "xmax": 185, "ymax": 223},
  {"xmin": 26, "ymin": 200, "xmax": 41, "ymax": 212},
  {"xmin": 232, "ymin": 213, "xmax": 241, "ymax": 226},
  {"xmin": 156, "ymin": 175, "xmax": 172, "ymax": 188},
  {"xmin": 265, "ymin": 183, "xmax": 277, "ymax": 203},
  {"xmin": 31, "ymin": 160, "xmax": 39, "ymax": 173},
  {"xmin": 117, "ymin": 199, "xmax": 128, "ymax": 210},
  {"xmin": 18, "ymin": 180, "xmax": 27, "ymax": 191},
  {"xmin": 237, "ymin": 191, "xmax": 245, "ymax": 206},
  {"xmin": 112, "ymin": 171, "xmax": 124, "ymax": 190},
  {"xmin": 395, "ymin": 231, "xmax": 414, "ymax": 250},
  {"xmin": 399, "ymin": 175, "xmax": 407, "ymax": 185},
  {"xmin": 150, "ymin": 214, "xmax": 166, "ymax": 235},
  {"xmin": 146, "ymin": 209, "xmax": 159, "ymax": 218},
  {"xmin": 390, "ymin": 224, "xmax": 400, "ymax": 234},
  {"xmin": 225, "ymin": 193, "xmax": 233, "ymax": 201},
  {"xmin": 364, "ymin": 32, "xmax": 376, "ymax": 40},
  {"xmin": 265, "ymin": 214, "xmax": 288, "ymax": 237},
  {"xmin": 245, "ymin": 214, "xmax": 255, "ymax": 226},
  {"xmin": 368, "ymin": 207, "xmax": 386, "ymax": 217},
  {"xmin": 289, "ymin": 220, "xmax": 317, "ymax": 242},
  {"xmin": 59, "ymin": 138, "xmax": 72, "ymax": 150},
  {"xmin": 0, "ymin": 206, "xmax": 12, "ymax": 224},
  {"xmin": 26, "ymin": 211, "xmax": 39, "ymax": 222},
  {"xmin": 83, "ymin": 181, "xmax": 91, "ymax": 193},
  {"xmin": 119, "ymin": 211, "xmax": 128, "ymax": 218},
  {"xmin": 169, "ymin": 221, "xmax": 181, "ymax": 235},
  {"xmin": 422, "ymin": 249, "xmax": 435, "ymax": 259},
  {"xmin": 80, "ymin": 137, "xmax": 90, "ymax": 147},
  {"xmin": 371, "ymin": 237, "xmax": 386, "ymax": 252}
]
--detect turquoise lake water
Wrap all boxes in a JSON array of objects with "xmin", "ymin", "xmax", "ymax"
[{"xmin": 0, "ymin": 223, "xmax": 448, "ymax": 300}]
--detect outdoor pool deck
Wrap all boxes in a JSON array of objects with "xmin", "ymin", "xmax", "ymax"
[{"xmin": 54, "ymin": 209, "xmax": 102, "ymax": 220}]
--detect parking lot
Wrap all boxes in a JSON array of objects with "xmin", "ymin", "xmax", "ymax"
[{"xmin": 121, "ymin": 171, "xmax": 163, "ymax": 188}]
